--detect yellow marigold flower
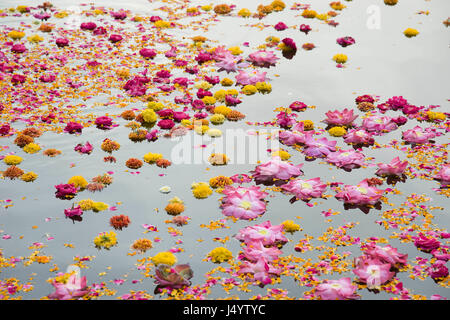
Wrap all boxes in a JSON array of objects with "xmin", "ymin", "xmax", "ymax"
[
  {"xmin": 208, "ymin": 247, "xmax": 232, "ymax": 263},
  {"xmin": 94, "ymin": 231, "xmax": 117, "ymax": 249},
  {"xmin": 316, "ymin": 13, "xmax": 329, "ymax": 21},
  {"xmin": 426, "ymin": 111, "xmax": 446, "ymax": 121},
  {"xmin": 154, "ymin": 20, "xmax": 171, "ymax": 28},
  {"xmin": 332, "ymin": 53, "xmax": 348, "ymax": 64},
  {"xmin": 192, "ymin": 182, "xmax": 213, "ymax": 199},
  {"xmin": 255, "ymin": 82, "xmax": 272, "ymax": 94},
  {"xmin": 258, "ymin": 4, "xmax": 273, "ymax": 15},
  {"xmin": 146, "ymin": 101, "xmax": 165, "ymax": 111},
  {"xmin": 181, "ymin": 119, "xmax": 192, "ymax": 126},
  {"xmin": 92, "ymin": 202, "xmax": 109, "ymax": 212},
  {"xmin": 27, "ymin": 34, "xmax": 44, "ymax": 43},
  {"xmin": 271, "ymin": 1, "xmax": 286, "ymax": 11},
  {"xmin": 202, "ymin": 96, "xmax": 216, "ymax": 105},
  {"xmin": 78, "ymin": 199, "xmax": 95, "ymax": 211},
  {"xmin": 186, "ymin": 7, "xmax": 198, "ymax": 13},
  {"xmin": 210, "ymin": 114, "xmax": 226, "ymax": 125},
  {"xmin": 266, "ymin": 36, "xmax": 280, "ymax": 44},
  {"xmin": 214, "ymin": 105, "xmax": 232, "ymax": 116},
  {"xmin": 165, "ymin": 203, "xmax": 185, "ymax": 216},
  {"xmin": 221, "ymin": 78, "xmax": 234, "ymax": 86},
  {"xmin": 131, "ymin": 238, "xmax": 153, "ymax": 253},
  {"xmin": 384, "ymin": 0, "xmax": 398, "ymax": 5},
  {"xmin": 133, "ymin": 16, "xmax": 143, "ymax": 22},
  {"xmin": 68, "ymin": 176, "xmax": 88, "ymax": 189},
  {"xmin": 141, "ymin": 109, "xmax": 157, "ymax": 123},
  {"xmin": 201, "ymin": 5, "xmax": 213, "ymax": 11},
  {"xmin": 151, "ymin": 251, "xmax": 177, "ymax": 266},
  {"xmin": 213, "ymin": 90, "xmax": 227, "ymax": 102},
  {"xmin": 54, "ymin": 11, "xmax": 69, "ymax": 18},
  {"xmin": 195, "ymin": 81, "xmax": 213, "ymax": 90},
  {"xmin": 302, "ymin": 120, "xmax": 314, "ymax": 130},
  {"xmin": 302, "ymin": 9, "xmax": 317, "ymax": 18},
  {"xmin": 238, "ymin": 8, "xmax": 252, "ymax": 17},
  {"xmin": 282, "ymin": 220, "xmax": 300, "ymax": 233},
  {"xmin": 330, "ymin": 2, "xmax": 346, "ymax": 11},
  {"xmin": 3, "ymin": 155, "xmax": 23, "ymax": 165},
  {"xmin": 328, "ymin": 126, "xmax": 347, "ymax": 137},
  {"xmin": 209, "ymin": 176, "xmax": 233, "ymax": 188},
  {"xmin": 194, "ymin": 125, "xmax": 210, "ymax": 135},
  {"xmin": 242, "ymin": 85, "xmax": 258, "ymax": 95},
  {"xmin": 8, "ymin": 30, "xmax": 25, "ymax": 40},
  {"xmin": 92, "ymin": 9, "xmax": 105, "ymax": 15},
  {"xmin": 143, "ymin": 152, "xmax": 163, "ymax": 164},
  {"xmin": 21, "ymin": 171, "xmax": 38, "ymax": 182},
  {"xmin": 272, "ymin": 150, "xmax": 291, "ymax": 161},
  {"xmin": 404, "ymin": 28, "xmax": 419, "ymax": 38},
  {"xmin": 16, "ymin": 6, "xmax": 29, "ymax": 13},
  {"xmin": 23, "ymin": 143, "xmax": 41, "ymax": 154},
  {"xmin": 226, "ymin": 89, "xmax": 239, "ymax": 97},
  {"xmin": 207, "ymin": 129, "xmax": 222, "ymax": 137},
  {"xmin": 228, "ymin": 46, "xmax": 243, "ymax": 55},
  {"xmin": 116, "ymin": 67, "xmax": 130, "ymax": 78},
  {"xmin": 168, "ymin": 196, "xmax": 183, "ymax": 204}
]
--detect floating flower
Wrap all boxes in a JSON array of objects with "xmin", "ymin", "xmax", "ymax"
[
  {"xmin": 152, "ymin": 252, "xmax": 177, "ymax": 266},
  {"xmin": 55, "ymin": 183, "xmax": 78, "ymax": 200},
  {"xmin": 208, "ymin": 153, "xmax": 228, "ymax": 166},
  {"xmin": 221, "ymin": 189, "xmax": 267, "ymax": 220},
  {"xmin": 434, "ymin": 164, "xmax": 450, "ymax": 188},
  {"xmin": 208, "ymin": 247, "xmax": 233, "ymax": 263},
  {"xmin": 328, "ymin": 126, "xmax": 347, "ymax": 137},
  {"xmin": 402, "ymin": 126, "xmax": 436, "ymax": 144},
  {"xmin": 74, "ymin": 142, "xmax": 93, "ymax": 155},
  {"xmin": 361, "ymin": 116, "xmax": 398, "ymax": 133},
  {"xmin": 3, "ymin": 155, "xmax": 23, "ymax": 166},
  {"xmin": 236, "ymin": 221, "xmax": 287, "ymax": 246},
  {"xmin": 404, "ymin": 28, "xmax": 419, "ymax": 38},
  {"xmin": 414, "ymin": 234, "xmax": 441, "ymax": 253},
  {"xmin": 251, "ymin": 157, "xmax": 303, "ymax": 185},
  {"xmin": 326, "ymin": 150, "xmax": 365, "ymax": 171},
  {"xmin": 335, "ymin": 180, "xmax": 384, "ymax": 206},
  {"xmin": 64, "ymin": 206, "xmax": 83, "ymax": 219},
  {"xmin": 67, "ymin": 176, "xmax": 88, "ymax": 190},
  {"xmin": 191, "ymin": 182, "xmax": 213, "ymax": 199},
  {"xmin": 304, "ymin": 136, "xmax": 337, "ymax": 158},
  {"xmin": 337, "ymin": 36, "xmax": 355, "ymax": 47},
  {"xmin": 343, "ymin": 129, "xmax": 374, "ymax": 146},
  {"xmin": 364, "ymin": 244, "xmax": 408, "ymax": 267},
  {"xmin": 48, "ymin": 270, "xmax": 89, "ymax": 300},
  {"xmin": 281, "ymin": 220, "xmax": 301, "ymax": 233},
  {"xmin": 314, "ymin": 278, "xmax": 359, "ymax": 300},
  {"xmin": 375, "ymin": 157, "xmax": 408, "ymax": 177},
  {"xmin": 235, "ymin": 70, "xmax": 267, "ymax": 86},
  {"xmin": 281, "ymin": 177, "xmax": 327, "ymax": 201},
  {"xmin": 324, "ymin": 109, "xmax": 358, "ymax": 127},
  {"xmin": 237, "ymin": 258, "xmax": 281, "ymax": 286},
  {"xmin": 165, "ymin": 202, "xmax": 185, "ymax": 216},
  {"xmin": 143, "ymin": 152, "xmax": 163, "ymax": 164},
  {"xmin": 353, "ymin": 256, "xmax": 395, "ymax": 289},
  {"xmin": 101, "ymin": 139, "xmax": 120, "ymax": 153},
  {"xmin": 131, "ymin": 239, "xmax": 153, "ymax": 253},
  {"xmin": 94, "ymin": 231, "xmax": 118, "ymax": 250},
  {"xmin": 64, "ymin": 122, "xmax": 83, "ymax": 134},
  {"xmin": 332, "ymin": 54, "xmax": 348, "ymax": 64},
  {"xmin": 125, "ymin": 158, "xmax": 143, "ymax": 170},
  {"xmin": 2, "ymin": 166, "xmax": 24, "ymax": 180},
  {"xmin": 274, "ymin": 22, "xmax": 288, "ymax": 31},
  {"xmin": 21, "ymin": 172, "xmax": 38, "ymax": 182},
  {"xmin": 95, "ymin": 116, "xmax": 114, "ymax": 130},
  {"xmin": 154, "ymin": 264, "xmax": 193, "ymax": 289},
  {"xmin": 23, "ymin": 143, "xmax": 41, "ymax": 154}
]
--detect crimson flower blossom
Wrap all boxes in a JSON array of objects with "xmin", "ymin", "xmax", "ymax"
[{"xmin": 64, "ymin": 122, "xmax": 83, "ymax": 134}]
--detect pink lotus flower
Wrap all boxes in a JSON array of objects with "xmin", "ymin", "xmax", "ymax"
[
  {"xmin": 237, "ymin": 258, "xmax": 281, "ymax": 286},
  {"xmin": 55, "ymin": 38, "xmax": 69, "ymax": 47},
  {"xmin": 236, "ymin": 221, "xmax": 287, "ymax": 246},
  {"xmin": 336, "ymin": 36, "xmax": 355, "ymax": 47},
  {"xmin": 361, "ymin": 115, "xmax": 398, "ymax": 133},
  {"xmin": 64, "ymin": 122, "xmax": 83, "ymax": 134},
  {"xmin": 335, "ymin": 180, "xmax": 384, "ymax": 206},
  {"xmin": 274, "ymin": 22, "xmax": 288, "ymax": 31},
  {"xmin": 281, "ymin": 177, "xmax": 327, "ymax": 201},
  {"xmin": 251, "ymin": 157, "xmax": 303, "ymax": 185},
  {"xmin": 229, "ymin": 174, "xmax": 252, "ymax": 184},
  {"xmin": 376, "ymin": 157, "xmax": 408, "ymax": 177},
  {"xmin": 304, "ymin": 136, "xmax": 337, "ymax": 158},
  {"xmin": 216, "ymin": 52, "xmax": 242, "ymax": 73},
  {"xmin": 154, "ymin": 264, "xmax": 193, "ymax": 289},
  {"xmin": 11, "ymin": 44, "xmax": 27, "ymax": 53},
  {"xmin": 235, "ymin": 69, "xmax": 267, "ymax": 86},
  {"xmin": 343, "ymin": 129, "xmax": 374, "ymax": 146},
  {"xmin": 314, "ymin": 278, "xmax": 359, "ymax": 300},
  {"xmin": 55, "ymin": 183, "xmax": 78, "ymax": 200},
  {"xmin": 276, "ymin": 111, "xmax": 297, "ymax": 128},
  {"xmin": 434, "ymin": 164, "xmax": 450, "ymax": 188},
  {"xmin": 222, "ymin": 185, "xmax": 268, "ymax": 201},
  {"xmin": 48, "ymin": 273, "xmax": 89, "ymax": 300},
  {"xmin": 278, "ymin": 130, "xmax": 312, "ymax": 146},
  {"xmin": 326, "ymin": 150, "xmax": 365, "ymax": 171},
  {"xmin": 402, "ymin": 126, "xmax": 436, "ymax": 144},
  {"xmin": 247, "ymin": 51, "xmax": 279, "ymax": 68},
  {"xmin": 414, "ymin": 233, "xmax": 441, "ymax": 252},
  {"xmin": 289, "ymin": 101, "xmax": 307, "ymax": 112},
  {"xmin": 353, "ymin": 256, "xmax": 395, "ymax": 289},
  {"xmin": 80, "ymin": 22, "xmax": 97, "ymax": 31},
  {"xmin": 386, "ymin": 96, "xmax": 408, "ymax": 111},
  {"xmin": 74, "ymin": 142, "xmax": 93, "ymax": 154},
  {"xmin": 429, "ymin": 261, "xmax": 449, "ymax": 281},
  {"xmin": 139, "ymin": 48, "xmax": 157, "ymax": 59},
  {"xmin": 95, "ymin": 116, "xmax": 113, "ymax": 130},
  {"xmin": 64, "ymin": 206, "xmax": 83, "ymax": 218},
  {"xmin": 364, "ymin": 244, "xmax": 408, "ymax": 267},
  {"xmin": 241, "ymin": 241, "xmax": 282, "ymax": 262},
  {"xmin": 221, "ymin": 190, "xmax": 267, "ymax": 220},
  {"xmin": 324, "ymin": 109, "xmax": 358, "ymax": 127}
]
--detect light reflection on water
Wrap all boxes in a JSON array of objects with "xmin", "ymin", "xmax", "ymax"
[{"xmin": 0, "ymin": 0, "xmax": 449, "ymax": 300}]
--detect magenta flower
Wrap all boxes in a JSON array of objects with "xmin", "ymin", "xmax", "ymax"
[
  {"xmin": 64, "ymin": 206, "xmax": 83, "ymax": 218},
  {"xmin": 157, "ymin": 109, "xmax": 174, "ymax": 119},
  {"xmin": 429, "ymin": 261, "xmax": 449, "ymax": 281},
  {"xmin": 241, "ymin": 241, "xmax": 282, "ymax": 262},
  {"xmin": 223, "ymin": 186, "xmax": 268, "ymax": 201},
  {"xmin": 173, "ymin": 111, "xmax": 190, "ymax": 122},
  {"xmin": 279, "ymin": 130, "xmax": 312, "ymax": 146},
  {"xmin": 414, "ymin": 234, "xmax": 441, "ymax": 252},
  {"xmin": 251, "ymin": 157, "xmax": 303, "ymax": 185},
  {"xmin": 154, "ymin": 264, "xmax": 193, "ymax": 289},
  {"xmin": 274, "ymin": 22, "xmax": 288, "ymax": 31},
  {"xmin": 205, "ymin": 75, "xmax": 220, "ymax": 85},
  {"xmin": 247, "ymin": 51, "xmax": 279, "ymax": 68},
  {"xmin": 281, "ymin": 177, "xmax": 327, "ymax": 201},
  {"xmin": 356, "ymin": 95, "xmax": 375, "ymax": 104},
  {"xmin": 11, "ymin": 44, "xmax": 27, "ymax": 53},
  {"xmin": 353, "ymin": 256, "xmax": 395, "ymax": 289},
  {"xmin": 314, "ymin": 278, "xmax": 359, "ymax": 300},
  {"xmin": 402, "ymin": 126, "xmax": 436, "ymax": 144},
  {"xmin": 123, "ymin": 76, "xmax": 149, "ymax": 96},
  {"xmin": 343, "ymin": 129, "xmax": 374, "ymax": 146},
  {"xmin": 150, "ymin": 16, "xmax": 162, "ymax": 22},
  {"xmin": 95, "ymin": 116, "xmax": 113, "ymax": 130},
  {"xmin": 299, "ymin": 24, "xmax": 312, "ymax": 34},
  {"xmin": 335, "ymin": 180, "xmax": 384, "ymax": 206},
  {"xmin": 326, "ymin": 150, "xmax": 365, "ymax": 171},
  {"xmin": 55, "ymin": 183, "xmax": 78, "ymax": 200},
  {"xmin": 336, "ymin": 36, "xmax": 356, "ymax": 47},
  {"xmin": 236, "ymin": 221, "xmax": 287, "ymax": 246},
  {"xmin": 110, "ymin": 10, "xmax": 127, "ymax": 20},
  {"xmin": 157, "ymin": 119, "xmax": 175, "ymax": 130},
  {"xmin": 391, "ymin": 116, "xmax": 408, "ymax": 126},
  {"xmin": 361, "ymin": 115, "xmax": 398, "ymax": 133},
  {"xmin": 11, "ymin": 74, "xmax": 26, "ymax": 85},
  {"xmin": 109, "ymin": 34, "xmax": 123, "ymax": 43},
  {"xmin": 74, "ymin": 142, "xmax": 93, "ymax": 155},
  {"xmin": 434, "ymin": 164, "xmax": 450, "ymax": 188},
  {"xmin": 48, "ymin": 273, "xmax": 89, "ymax": 300},
  {"xmin": 195, "ymin": 51, "xmax": 213, "ymax": 64},
  {"xmin": 281, "ymin": 38, "xmax": 297, "ymax": 51},
  {"xmin": 64, "ymin": 122, "xmax": 83, "ymax": 134},
  {"xmin": 229, "ymin": 174, "xmax": 252, "ymax": 184},
  {"xmin": 376, "ymin": 157, "xmax": 408, "ymax": 177},
  {"xmin": 0, "ymin": 124, "xmax": 11, "ymax": 136},
  {"xmin": 364, "ymin": 244, "xmax": 408, "ymax": 267},
  {"xmin": 237, "ymin": 258, "xmax": 282, "ymax": 286},
  {"xmin": 165, "ymin": 46, "xmax": 177, "ymax": 58},
  {"xmin": 324, "ymin": 108, "xmax": 358, "ymax": 127},
  {"xmin": 39, "ymin": 74, "xmax": 56, "ymax": 83},
  {"xmin": 235, "ymin": 69, "xmax": 267, "ymax": 86},
  {"xmin": 216, "ymin": 52, "xmax": 242, "ymax": 73},
  {"xmin": 304, "ymin": 136, "xmax": 337, "ymax": 158},
  {"xmin": 289, "ymin": 101, "xmax": 307, "ymax": 112},
  {"xmin": 276, "ymin": 111, "xmax": 297, "ymax": 128},
  {"xmin": 80, "ymin": 22, "xmax": 97, "ymax": 31},
  {"xmin": 139, "ymin": 48, "xmax": 157, "ymax": 59},
  {"xmin": 225, "ymin": 94, "xmax": 242, "ymax": 106},
  {"xmin": 55, "ymin": 38, "xmax": 69, "ymax": 47},
  {"xmin": 386, "ymin": 96, "xmax": 409, "ymax": 111},
  {"xmin": 92, "ymin": 26, "xmax": 107, "ymax": 35},
  {"xmin": 146, "ymin": 129, "xmax": 159, "ymax": 142},
  {"xmin": 221, "ymin": 191, "xmax": 267, "ymax": 220}
]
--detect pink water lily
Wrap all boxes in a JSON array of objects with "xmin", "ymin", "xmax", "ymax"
[
  {"xmin": 304, "ymin": 136, "xmax": 337, "ymax": 158},
  {"xmin": 343, "ymin": 129, "xmax": 374, "ymax": 146},
  {"xmin": 241, "ymin": 241, "xmax": 282, "ymax": 262},
  {"xmin": 362, "ymin": 115, "xmax": 398, "ymax": 133},
  {"xmin": 414, "ymin": 233, "xmax": 441, "ymax": 252},
  {"xmin": 48, "ymin": 273, "xmax": 89, "ymax": 300},
  {"xmin": 235, "ymin": 69, "xmax": 267, "ymax": 86},
  {"xmin": 74, "ymin": 142, "xmax": 93, "ymax": 154},
  {"xmin": 64, "ymin": 206, "xmax": 83, "ymax": 218},
  {"xmin": 281, "ymin": 177, "xmax": 327, "ymax": 201},
  {"xmin": 314, "ymin": 278, "xmax": 360, "ymax": 300},
  {"xmin": 237, "ymin": 258, "xmax": 282, "ymax": 286},
  {"xmin": 364, "ymin": 244, "xmax": 408, "ymax": 267},
  {"xmin": 251, "ymin": 157, "xmax": 303, "ymax": 185},
  {"xmin": 154, "ymin": 264, "xmax": 193, "ymax": 289},
  {"xmin": 279, "ymin": 129, "xmax": 312, "ymax": 146},
  {"xmin": 335, "ymin": 179, "xmax": 384, "ymax": 206},
  {"xmin": 402, "ymin": 126, "xmax": 436, "ymax": 144},
  {"xmin": 247, "ymin": 51, "xmax": 279, "ymax": 68},
  {"xmin": 222, "ymin": 186, "xmax": 268, "ymax": 201},
  {"xmin": 326, "ymin": 150, "xmax": 365, "ymax": 171},
  {"xmin": 236, "ymin": 221, "xmax": 287, "ymax": 246},
  {"xmin": 376, "ymin": 157, "xmax": 408, "ymax": 177},
  {"xmin": 353, "ymin": 256, "xmax": 395, "ymax": 289},
  {"xmin": 221, "ymin": 191, "xmax": 267, "ymax": 220},
  {"xmin": 434, "ymin": 164, "xmax": 450, "ymax": 188},
  {"xmin": 324, "ymin": 109, "xmax": 358, "ymax": 127}
]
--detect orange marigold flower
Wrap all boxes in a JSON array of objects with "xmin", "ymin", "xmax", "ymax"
[
  {"xmin": 38, "ymin": 24, "xmax": 53, "ymax": 32},
  {"xmin": 110, "ymin": 214, "xmax": 131, "ymax": 230},
  {"xmin": 43, "ymin": 148, "xmax": 62, "ymax": 157},
  {"xmin": 165, "ymin": 203, "xmax": 185, "ymax": 216},
  {"xmin": 14, "ymin": 134, "xmax": 34, "ymax": 148},
  {"xmin": 214, "ymin": 4, "xmax": 232, "ymax": 15},
  {"xmin": 226, "ymin": 110, "xmax": 245, "ymax": 121},
  {"xmin": 121, "ymin": 110, "xmax": 136, "ymax": 120},
  {"xmin": 86, "ymin": 182, "xmax": 105, "ymax": 193},
  {"xmin": 22, "ymin": 127, "xmax": 42, "ymax": 138},
  {"xmin": 126, "ymin": 158, "xmax": 143, "ymax": 169},
  {"xmin": 101, "ymin": 139, "xmax": 120, "ymax": 153},
  {"xmin": 209, "ymin": 176, "xmax": 233, "ymax": 188},
  {"xmin": 129, "ymin": 129, "xmax": 147, "ymax": 142},
  {"xmin": 2, "ymin": 165, "xmax": 24, "ymax": 179},
  {"xmin": 103, "ymin": 156, "xmax": 117, "ymax": 163},
  {"xmin": 156, "ymin": 158, "xmax": 172, "ymax": 168},
  {"xmin": 131, "ymin": 238, "xmax": 153, "ymax": 253},
  {"xmin": 357, "ymin": 102, "xmax": 376, "ymax": 112},
  {"xmin": 92, "ymin": 174, "xmax": 113, "ymax": 185}
]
